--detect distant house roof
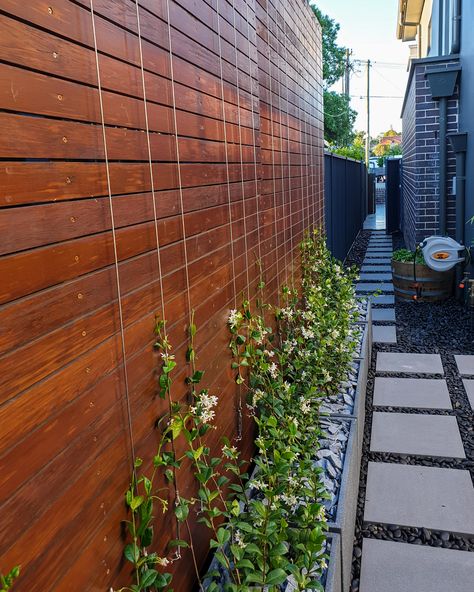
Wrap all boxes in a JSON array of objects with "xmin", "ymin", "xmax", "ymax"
[
  {"xmin": 397, "ymin": 0, "xmax": 425, "ymax": 42},
  {"xmin": 380, "ymin": 135, "xmax": 402, "ymax": 146}
]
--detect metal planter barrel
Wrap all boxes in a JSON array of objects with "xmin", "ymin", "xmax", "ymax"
[{"xmin": 391, "ymin": 259, "xmax": 454, "ymax": 302}]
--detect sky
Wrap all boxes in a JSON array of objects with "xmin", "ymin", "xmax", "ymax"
[{"xmin": 311, "ymin": 0, "xmax": 411, "ymax": 137}]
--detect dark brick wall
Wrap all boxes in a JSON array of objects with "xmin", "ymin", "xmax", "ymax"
[{"xmin": 401, "ymin": 58, "xmax": 460, "ymax": 249}]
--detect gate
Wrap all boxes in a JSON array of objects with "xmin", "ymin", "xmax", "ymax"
[{"xmin": 386, "ymin": 157, "xmax": 401, "ymax": 233}]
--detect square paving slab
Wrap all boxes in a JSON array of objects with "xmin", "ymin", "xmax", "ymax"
[
  {"xmin": 373, "ymin": 377, "xmax": 452, "ymax": 409},
  {"xmin": 372, "ymin": 325, "xmax": 397, "ymax": 343},
  {"xmin": 359, "ymin": 272, "xmax": 392, "ymax": 281},
  {"xmin": 376, "ymin": 352, "xmax": 443, "ymax": 374},
  {"xmin": 356, "ymin": 282, "xmax": 393, "ymax": 293},
  {"xmin": 370, "ymin": 413, "xmax": 465, "ymax": 458},
  {"xmin": 372, "ymin": 308, "xmax": 396, "ymax": 322},
  {"xmin": 364, "ymin": 463, "xmax": 474, "ymax": 534},
  {"xmin": 360, "ymin": 538, "xmax": 474, "ymax": 592},
  {"xmin": 360, "ymin": 265, "xmax": 392, "ymax": 272},
  {"xmin": 455, "ymin": 355, "xmax": 474, "ymax": 376},
  {"xmin": 370, "ymin": 294, "xmax": 395, "ymax": 305},
  {"xmin": 462, "ymin": 379, "xmax": 474, "ymax": 410},
  {"xmin": 365, "ymin": 251, "xmax": 393, "ymax": 257},
  {"xmin": 363, "ymin": 257, "xmax": 392, "ymax": 264}
]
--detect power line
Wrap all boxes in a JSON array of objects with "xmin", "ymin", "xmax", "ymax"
[
  {"xmin": 353, "ymin": 59, "xmax": 406, "ymax": 67},
  {"xmin": 351, "ymin": 95, "xmax": 404, "ymax": 99}
]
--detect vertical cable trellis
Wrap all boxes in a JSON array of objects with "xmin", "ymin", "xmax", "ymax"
[
  {"xmin": 89, "ymin": 0, "xmax": 136, "ymax": 472},
  {"xmin": 245, "ymin": 0, "xmax": 263, "ymax": 269},
  {"xmin": 280, "ymin": 0, "xmax": 294, "ymax": 278},
  {"xmin": 231, "ymin": 0, "xmax": 251, "ymax": 300},
  {"xmin": 133, "ymin": 0, "xmax": 182, "ymax": 560},
  {"xmin": 216, "ymin": 0, "xmax": 242, "ymax": 442},
  {"xmin": 216, "ymin": 0, "xmax": 238, "ymax": 308},
  {"xmin": 275, "ymin": 3, "xmax": 289, "ymax": 287},
  {"xmin": 266, "ymin": 4, "xmax": 281, "ymax": 303},
  {"xmin": 230, "ymin": 0, "xmax": 251, "ymax": 440},
  {"xmin": 165, "ymin": 0, "xmax": 193, "ymax": 325}
]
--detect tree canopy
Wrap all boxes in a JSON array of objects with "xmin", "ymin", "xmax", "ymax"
[
  {"xmin": 323, "ymin": 92, "xmax": 357, "ymax": 147},
  {"xmin": 312, "ymin": 6, "xmax": 346, "ymax": 88},
  {"xmin": 312, "ymin": 5, "xmax": 356, "ymax": 147}
]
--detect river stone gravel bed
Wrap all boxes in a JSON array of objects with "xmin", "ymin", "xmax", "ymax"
[
  {"xmin": 350, "ymin": 231, "xmax": 474, "ymax": 592},
  {"xmin": 345, "ymin": 230, "xmax": 371, "ymax": 270}
]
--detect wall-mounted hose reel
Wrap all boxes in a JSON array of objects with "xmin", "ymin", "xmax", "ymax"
[{"xmin": 420, "ymin": 236, "xmax": 466, "ymax": 272}]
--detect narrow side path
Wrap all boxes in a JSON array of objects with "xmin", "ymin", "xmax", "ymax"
[
  {"xmin": 350, "ymin": 230, "xmax": 474, "ymax": 592},
  {"xmin": 355, "ymin": 231, "xmax": 396, "ymax": 344}
]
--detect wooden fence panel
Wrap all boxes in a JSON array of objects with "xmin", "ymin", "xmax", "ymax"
[{"xmin": 0, "ymin": 0, "xmax": 323, "ymax": 589}]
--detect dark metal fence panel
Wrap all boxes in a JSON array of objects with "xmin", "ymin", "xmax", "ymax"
[
  {"xmin": 324, "ymin": 153, "xmax": 368, "ymax": 261},
  {"xmin": 368, "ymin": 173, "xmax": 376, "ymax": 214},
  {"xmin": 386, "ymin": 157, "xmax": 401, "ymax": 233}
]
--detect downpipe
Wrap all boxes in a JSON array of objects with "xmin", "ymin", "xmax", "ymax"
[
  {"xmin": 455, "ymin": 150, "xmax": 466, "ymax": 299},
  {"xmin": 438, "ymin": 97, "xmax": 448, "ymax": 235}
]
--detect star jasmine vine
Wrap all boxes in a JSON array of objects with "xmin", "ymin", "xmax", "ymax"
[{"xmin": 117, "ymin": 230, "xmax": 360, "ymax": 592}]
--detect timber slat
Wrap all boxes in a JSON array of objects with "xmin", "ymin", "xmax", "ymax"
[{"xmin": 0, "ymin": 0, "xmax": 323, "ymax": 589}]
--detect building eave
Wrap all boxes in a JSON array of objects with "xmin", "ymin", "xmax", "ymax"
[{"xmin": 397, "ymin": 0, "xmax": 425, "ymax": 41}]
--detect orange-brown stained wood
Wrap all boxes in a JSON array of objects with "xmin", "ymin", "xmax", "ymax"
[{"xmin": 0, "ymin": 0, "xmax": 323, "ymax": 590}]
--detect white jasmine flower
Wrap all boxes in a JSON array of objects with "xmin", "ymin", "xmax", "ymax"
[
  {"xmin": 300, "ymin": 396, "xmax": 311, "ymax": 414},
  {"xmin": 156, "ymin": 557, "xmax": 170, "ymax": 566},
  {"xmin": 228, "ymin": 309, "xmax": 242, "ymax": 329},
  {"xmin": 234, "ymin": 530, "xmax": 245, "ymax": 548},
  {"xmin": 263, "ymin": 349, "xmax": 275, "ymax": 358},
  {"xmin": 269, "ymin": 363, "xmax": 278, "ymax": 379},
  {"xmin": 191, "ymin": 391, "xmax": 218, "ymax": 424},
  {"xmin": 251, "ymin": 479, "xmax": 266, "ymax": 491},
  {"xmin": 281, "ymin": 493, "xmax": 298, "ymax": 510},
  {"xmin": 301, "ymin": 326, "xmax": 315, "ymax": 340}
]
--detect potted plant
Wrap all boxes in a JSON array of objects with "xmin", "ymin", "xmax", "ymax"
[{"xmin": 391, "ymin": 248, "xmax": 454, "ymax": 301}]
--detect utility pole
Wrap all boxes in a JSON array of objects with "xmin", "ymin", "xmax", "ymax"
[
  {"xmin": 365, "ymin": 59, "xmax": 371, "ymax": 167},
  {"xmin": 345, "ymin": 49, "xmax": 351, "ymax": 98}
]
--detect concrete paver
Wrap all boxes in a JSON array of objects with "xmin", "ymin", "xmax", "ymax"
[
  {"xmin": 373, "ymin": 377, "xmax": 452, "ymax": 409},
  {"xmin": 364, "ymin": 463, "xmax": 474, "ymax": 535},
  {"xmin": 370, "ymin": 294, "xmax": 395, "ymax": 305},
  {"xmin": 362, "ymin": 258, "xmax": 392, "ymax": 264},
  {"xmin": 356, "ymin": 282, "xmax": 393, "ymax": 293},
  {"xmin": 359, "ymin": 273, "xmax": 392, "ymax": 281},
  {"xmin": 462, "ymin": 379, "xmax": 474, "ymax": 410},
  {"xmin": 376, "ymin": 352, "xmax": 443, "ymax": 374},
  {"xmin": 360, "ymin": 265, "xmax": 392, "ymax": 272},
  {"xmin": 372, "ymin": 326, "xmax": 397, "ymax": 343},
  {"xmin": 455, "ymin": 355, "xmax": 474, "ymax": 376},
  {"xmin": 370, "ymin": 412, "xmax": 465, "ymax": 458},
  {"xmin": 372, "ymin": 308, "xmax": 396, "ymax": 322},
  {"xmin": 360, "ymin": 538, "xmax": 474, "ymax": 592}
]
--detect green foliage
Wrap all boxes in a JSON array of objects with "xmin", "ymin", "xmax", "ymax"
[
  {"xmin": 311, "ymin": 6, "xmax": 347, "ymax": 88},
  {"xmin": 312, "ymin": 5, "xmax": 356, "ymax": 146},
  {"xmin": 0, "ymin": 566, "xmax": 20, "ymax": 592},
  {"xmin": 392, "ymin": 248, "xmax": 425, "ymax": 265},
  {"xmin": 118, "ymin": 233, "xmax": 362, "ymax": 592},
  {"xmin": 324, "ymin": 91, "xmax": 357, "ymax": 147},
  {"xmin": 332, "ymin": 144, "xmax": 365, "ymax": 161}
]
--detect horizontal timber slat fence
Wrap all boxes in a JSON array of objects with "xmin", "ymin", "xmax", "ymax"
[
  {"xmin": 0, "ymin": 0, "xmax": 324, "ymax": 590},
  {"xmin": 324, "ymin": 152, "xmax": 368, "ymax": 262}
]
